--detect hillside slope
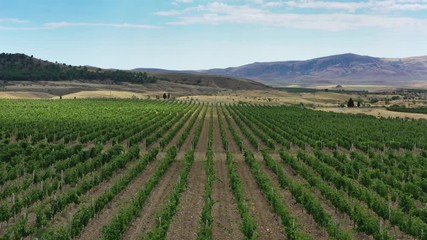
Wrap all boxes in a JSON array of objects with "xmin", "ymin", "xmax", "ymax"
[
  {"xmin": 0, "ymin": 53, "xmax": 269, "ymax": 97},
  {"xmin": 150, "ymin": 72, "xmax": 268, "ymax": 91}
]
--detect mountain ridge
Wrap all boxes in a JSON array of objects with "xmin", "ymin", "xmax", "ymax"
[
  {"xmin": 135, "ymin": 53, "xmax": 427, "ymax": 86},
  {"xmin": 201, "ymin": 53, "xmax": 427, "ymax": 86}
]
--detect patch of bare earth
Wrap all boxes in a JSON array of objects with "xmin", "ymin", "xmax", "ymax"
[{"xmin": 316, "ymin": 107, "xmax": 427, "ymax": 120}]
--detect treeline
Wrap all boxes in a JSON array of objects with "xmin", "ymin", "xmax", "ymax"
[
  {"xmin": 0, "ymin": 53, "xmax": 157, "ymax": 84},
  {"xmin": 387, "ymin": 105, "xmax": 427, "ymax": 114}
]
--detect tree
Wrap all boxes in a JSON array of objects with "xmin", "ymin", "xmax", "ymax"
[
  {"xmin": 347, "ymin": 98, "xmax": 354, "ymax": 108},
  {"xmin": 163, "ymin": 93, "xmax": 167, "ymax": 99},
  {"xmin": 167, "ymin": 93, "xmax": 171, "ymax": 99},
  {"xmin": 357, "ymin": 101, "xmax": 361, "ymax": 107}
]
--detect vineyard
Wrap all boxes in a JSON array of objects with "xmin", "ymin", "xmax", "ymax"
[{"xmin": 0, "ymin": 99, "xmax": 427, "ymax": 240}]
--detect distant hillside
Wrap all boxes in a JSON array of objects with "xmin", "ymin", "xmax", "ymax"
[
  {"xmin": 202, "ymin": 53, "xmax": 427, "ymax": 86},
  {"xmin": 0, "ymin": 53, "xmax": 157, "ymax": 84},
  {"xmin": 0, "ymin": 53, "xmax": 269, "ymax": 92},
  {"xmin": 148, "ymin": 72, "xmax": 269, "ymax": 91},
  {"xmin": 133, "ymin": 68, "xmax": 195, "ymax": 74}
]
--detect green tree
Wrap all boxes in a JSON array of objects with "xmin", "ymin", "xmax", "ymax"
[{"xmin": 347, "ymin": 98, "xmax": 354, "ymax": 108}]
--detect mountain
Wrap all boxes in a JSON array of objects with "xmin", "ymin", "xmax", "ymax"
[{"xmin": 202, "ymin": 53, "xmax": 427, "ymax": 86}]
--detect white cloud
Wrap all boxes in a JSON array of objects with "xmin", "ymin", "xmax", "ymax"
[
  {"xmin": 259, "ymin": 0, "xmax": 427, "ymax": 12},
  {"xmin": 172, "ymin": 0, "xmax": 193, "ymax": 6},
  {"xmin": 0, "ymin": 18, "xmax": 27, "ymax": 23},
  {"xmin": 0, "ymin": 21, "xmax": 160, "ymax": 31},
  {"xmin": 156, "ymin": 10, "xmax": 184, "ymax": 16},
  {"xmin": 43, "ymin": 22, "xmax": 160, "ymax": 29},
  {"xmin": 162, "ymin": 2, "xmax": 427, "ymax": 31}
]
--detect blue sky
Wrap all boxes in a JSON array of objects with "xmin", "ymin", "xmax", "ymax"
[{"xmin": 1, "ymin": 0, "xmax": 427, "ymax": 70}]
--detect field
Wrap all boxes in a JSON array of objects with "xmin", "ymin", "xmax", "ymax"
[{"xmin": 0, "ymin": 99, "xmax": 427, "ymax": 240}]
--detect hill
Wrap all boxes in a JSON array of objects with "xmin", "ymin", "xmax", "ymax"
[
  {"xmin": 0, "ymin": 53, "xmax": 269, "ymax": 98},
  {"xmin": 147, "ymin": 72, "xmax": 268, "ymax": 91},
  {"xmin": 0, "ymin": 53, "xmax": 157, "ymax": 84},
  {"xmin": 202, "ymin": 53, "xmax": 427, "ymax": 86}
]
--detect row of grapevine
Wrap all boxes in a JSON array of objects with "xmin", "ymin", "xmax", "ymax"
[
  {"xmin": 233, "ymin": 105, "xmax": 291, "ymax": 148},
  {"xmin": 261, "ymin": 150, "xmax": 351, "ymax": 239},
  {"xmin": 159, "ymin": 103, "xmax": 201, "ymax": 149},
  {"xmin": 243, "ymin": 150, "xmax": 312, "ymax": 240},
  {"xmin": 316, "ymin": 150, "xmax": 427, "ymax": 222},
  {"xmin": 297, "ymin": 151, "xmax": 427, "ymax": 239},
  {"xmin": 100, "ymin": 104, "xmax": 209, "ymax": 239},
  {"xmin": 2, "ymin": 144, "xmax": 122, "ymax": 229},
  {"xmin": 196, "ymin": 106, "xmax": 215, "ymax": 239},
  {"xmin": 38, "ymin": 147, "xmax": 159, "ymax": 239},
  {"xmin": 141, "ymin": 150, "xmax": 195, "ymax": 240},
  {"xmin": 100, "ymin": 147, "xmax": 177, "ymax": 240},
  {"xmin": 279, "ymin": 150, "xmax": 393, "ymax": 239},
  {"xmin": 225, "ymin": 151, "xmax": 257, "ymax": 239},
  {"xmin": 176, "ymin": 104, "xmax": 204, "ymax": 149},
  {"xmin": 0, "ymin": 144, "xmax": 100, "ymax": 203},
  {"xmin": 217, "ymin": 106, "xmax": 257, "ymax": 238},
  {"xmin": 224, "ymin": 105, "xmax": 259, "ymax": 150},
  {"xmin": 228, "ymin": 105, "xmax": 275, "ymax": 149},
  {"xmin": 2, "ymin": 145, "xmax": 140, "ymax": 239},
  {"xmin": 220, "ymin": 105, "xmax": 243, "ymax": 151}
]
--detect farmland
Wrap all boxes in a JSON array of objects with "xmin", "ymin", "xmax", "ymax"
[{"xmin": 0, "ymin": 99, "xmax": 427, "ymax": 240}]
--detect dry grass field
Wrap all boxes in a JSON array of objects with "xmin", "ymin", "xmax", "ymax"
[
  {"xmin": 316, "ymin": 107, "xmax": 427, "ymax": 120},
  {"xmin": 177, "ymin": 89, "xmax": 353, "ymax": 106},
  {"xmin": 1, "ymin": 81, "xmax": 426, "ymax": 121}
]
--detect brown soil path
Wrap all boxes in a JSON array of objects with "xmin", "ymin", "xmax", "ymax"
[
  {"xmin": 211, "ymin": 106, "xmax": 244, "ymax": 239},
  {"xmin": 212, "ymin": 153, "xmax": 244, "ymax": 240}
]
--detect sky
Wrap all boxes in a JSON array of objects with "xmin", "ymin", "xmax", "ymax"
[{"xmin": 1, "ymin": 0, "xmax": 427, "ymax": 70}]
